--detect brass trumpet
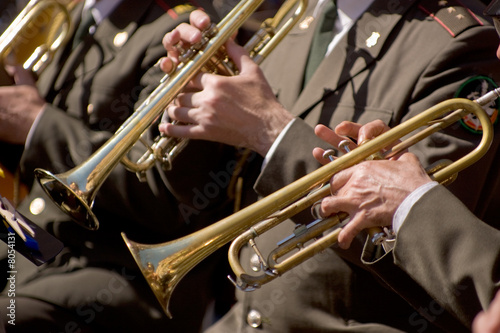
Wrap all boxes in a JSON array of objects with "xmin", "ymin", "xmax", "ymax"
[
  {"xmin": 0, "ymin": 0, "xmax": 78, "ymax": 78},
  {"xmin": 121, "ymin": 92, "xmax": 497, "ymax": 318},
  {"xmin": 34, "ymin": 0, "xmax": 308, "ymax": 230}
]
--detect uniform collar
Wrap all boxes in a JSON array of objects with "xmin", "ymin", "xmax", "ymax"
[{"xmin": 485, "ymin": 0, "xmax": 500, "ymax": 38}]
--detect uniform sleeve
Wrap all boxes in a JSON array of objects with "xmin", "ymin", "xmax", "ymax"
[{"xmin": 364, "ymin": 185, "xmax": 500, "ymax": 328}]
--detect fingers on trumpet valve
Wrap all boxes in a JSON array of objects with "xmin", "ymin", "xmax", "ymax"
[{"xmin": 321, "ymin": 138, "xmax": 357, "ymax": 162}]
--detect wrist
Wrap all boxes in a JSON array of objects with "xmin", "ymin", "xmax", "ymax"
[{"xmin": 256, "ymin": 106, "xmax": 293, "ymax": 156}]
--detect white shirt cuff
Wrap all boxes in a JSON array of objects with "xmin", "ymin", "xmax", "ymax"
[
  {"xmin": 261, "ymin": 118, "xmax": 296, "ymax": 170},
  {"xmin": 392, "ymin": 181, "xmax": 439, "ymax": 233}
]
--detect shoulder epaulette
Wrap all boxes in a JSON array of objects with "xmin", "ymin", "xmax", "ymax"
[
  {"xmin": 155, "ymin": 0, "xmax": 197, "ymax": 19},
  {"xmin": 418, "ymin": 0, "xmax": 484, "ymax": 37}
]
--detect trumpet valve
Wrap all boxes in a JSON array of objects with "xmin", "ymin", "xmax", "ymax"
[
  {"xmin": 338, "ymin": 140, "xmax": 352, "ymax": 153},
  {"xmin": 178, "ymin": 23, "xmax": 219, "ymax": 65},
  {"xmin": 322, "ymin": 149, "xmax": 336, "ymax": 162}
]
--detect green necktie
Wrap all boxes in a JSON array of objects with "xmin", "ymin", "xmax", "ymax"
[
  {"xmin": 72, "ymin": 8, "xmax": 96, "ymax": 49},
  {"xmin": 303, "ymin": 0, "xmax": 337, "ymax": 85}
]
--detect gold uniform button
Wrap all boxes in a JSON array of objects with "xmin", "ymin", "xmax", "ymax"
[
  {"xmin": 87, "ymin": 103, "xmax": 94, "ymax": 115},
  {"xmin": 114, "ymin": 31, "xmax": 128, "ymax": 48},
  {"xmin": 29, "ymin": 197, "xmax": 45, "ymax": 215},
  {"xmin": 246, "ymin": 309, "xmax": 262, "ymax": 328}
]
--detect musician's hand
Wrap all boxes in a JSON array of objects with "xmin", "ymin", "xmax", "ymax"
[
  {"xmin": 335, "ymin": 120, "xmax": 391, "ymax": 145},
  {"xmin": 472, "ymin": 290, "xmax": 500, "ymax": 333},
  {"xmin": 158, "ymin": 12, "xmax": 293, "ymax": 156},
  {"xmin": 318, "ymin": 152, "xmax": 432, "ymax": 249},
  {"xmin": 0, "ymin": 66, "xmax": 45, "ymax": 144},
  {"xmin": 160, "ymin": 10, "xmax": 213, "ymax": 74},
  {"xmin": 313, "ymin": 120, "xmax": 394, "ymax": 164}
]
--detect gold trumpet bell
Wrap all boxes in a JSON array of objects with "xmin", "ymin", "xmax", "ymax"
[
  {"xmin": 121, "ymin": 233, "xmax": 187, "ymax": 319},
  {"xmin": 34, "ymin": 169, "xmax": 99, "ymax": 230}
]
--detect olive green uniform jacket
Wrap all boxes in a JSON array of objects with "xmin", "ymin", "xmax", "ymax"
[{"xmin": 363, "ymin": 184, "xmax": 500, "ymax": 333}]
